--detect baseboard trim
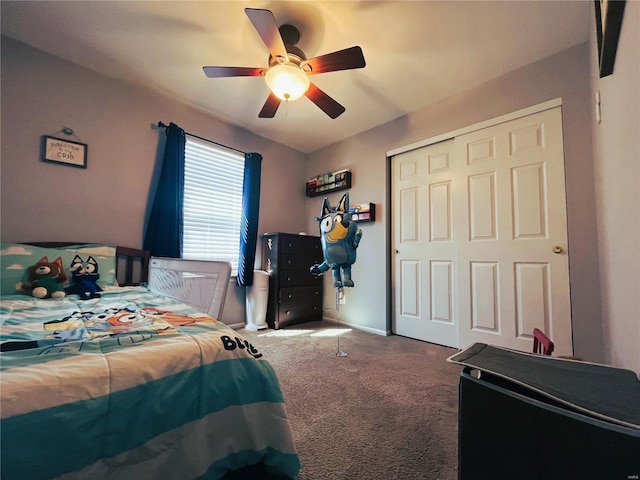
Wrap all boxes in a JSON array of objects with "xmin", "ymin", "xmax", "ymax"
[
  {"xmin": 227, "ymin": 322, "xmax": 247, "ymax": 330},
  {"xmin": 322, "ymin": 316, "xmax": 391, "ymax": 337},
  {"xmin": 236, "ymin": 319, "xmax": 392, "ymax": 337}
]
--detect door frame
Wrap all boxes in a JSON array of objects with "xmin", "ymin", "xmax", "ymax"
[{"xmin": 385, "ymin": 98, "xmax": 564, "ymax": 336}]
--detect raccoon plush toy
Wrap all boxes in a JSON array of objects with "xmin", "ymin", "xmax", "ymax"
[
  {"xmin": 65, "ymin": 255, "xmax": 103, "ymax": 300},
  {"xmin": 311, "ymin": 193, "xmax": 362, "ymax": 287},
  {"xmin": 17, "ymin": 256, "xmax": 69, "ymax": 299}
]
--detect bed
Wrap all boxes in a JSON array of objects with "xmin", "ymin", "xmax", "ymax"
[{"xmin": 0, "ymin": 242, "xmax": 299, "ymax": 480}]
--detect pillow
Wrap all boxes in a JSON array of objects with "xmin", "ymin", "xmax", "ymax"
[{"xmin": 0, "ymin": 243, "xmax": 117, "ymax": 296}]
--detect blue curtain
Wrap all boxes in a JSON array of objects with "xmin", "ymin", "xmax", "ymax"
[
  {"xmin": 143, "ymin": 122, "xmax": 185, "ymax": 258},
  {"xmin": 236, "ymin": 152, "xmax": 262, "ymax": 286}
]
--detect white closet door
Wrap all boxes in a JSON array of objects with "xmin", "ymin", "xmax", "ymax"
[
  {"xmin": 392, "ymin": 106, "xmax": 572, "ymax": 355},
  {"xmin": 392, "ymin": 139, "xmax": 459, "ymax": 348}
]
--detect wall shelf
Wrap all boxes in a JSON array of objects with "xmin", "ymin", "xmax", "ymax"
[
  {"xmin": 306, "ymin": 170, "xmax": 351, "ymax": 197},
  {"xmin": 350, "ymin": 203, "xmax": 375, "ymax": 223}
]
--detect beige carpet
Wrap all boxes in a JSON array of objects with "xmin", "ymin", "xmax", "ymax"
[{"xmin": 241, "ymin": 321, "xmax": 461, "ymax": 480}]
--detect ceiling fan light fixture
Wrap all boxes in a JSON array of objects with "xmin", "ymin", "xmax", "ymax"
[{"xmin": 265, "ymin": 64, "xmax": 310, "ymax": 101}]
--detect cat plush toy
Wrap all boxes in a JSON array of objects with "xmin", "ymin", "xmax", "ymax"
[
  {"xmin": 17, "ymin": 256, "xmax": 69, "ymax": 299},
  {"xmin": 310, "ymin": 193, "xmax": 362, "ymax": 288},
  {"xmin": 65, "ymin": 255, "xmax": 103, "ymax": 300}
]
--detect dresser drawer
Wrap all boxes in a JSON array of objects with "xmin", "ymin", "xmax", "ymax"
[
  {"xmin": 277, "ymin": 303, "xmax": 322, "ymax": 326},
  {"xmin": 278, "ymin": 269, "xmax": 322, "ymax": 287},
  {"xmin": 279, "ymin": 286, "xmax": 322, "ymax": 306},
  {"xmin": 279, "ymin": 253, "xmax": 323, "ymax": 272},
  {"xmin": 279, "ymin": 235, "xmax": 323, "ymax": 255}
]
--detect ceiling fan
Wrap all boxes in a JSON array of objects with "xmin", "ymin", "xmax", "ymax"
[{"xmin": 203, "ymin": 8, "xmax": 366, "ymax": 119}]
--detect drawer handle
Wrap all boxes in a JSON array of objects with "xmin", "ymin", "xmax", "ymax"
[
  {"xmin": 287, "ymin": 276, "xmax": 291, "ymax": 282},
  {"xmin": 285, "ymin": 310, "xmax": 291, "ymax": 315},
  {"xmin": 288, "ymin": 294, "xmax": 293, "ymax": 298}
]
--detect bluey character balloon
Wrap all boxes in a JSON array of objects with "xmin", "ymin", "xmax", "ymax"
[{"xmin": 310, "ymin": 193, "xmax": 362, "ymax": 287}]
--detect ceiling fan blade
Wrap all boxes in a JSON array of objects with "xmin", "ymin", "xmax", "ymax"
[
  {"xmin": 258, "ymin": 93, "xmax": 282, "ymax": 118},
  {"xmin": 304, "ymin": 46, "xmax": 366, "ymax": 75},
  {"xmin": 245, "ymin": 8, "xmax": 288, "ymax": 60},
  {"xmin": 203, "ymin": 66, "xmax": 265, "ymax": 78},
  {"xmin": 305, "ymin": 83, "xmax": 346, "ymax": 119}
]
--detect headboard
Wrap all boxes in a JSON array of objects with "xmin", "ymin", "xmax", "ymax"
[{"xmin": 26, "ymin": 243, "xmax": 151, "ymax": 286}]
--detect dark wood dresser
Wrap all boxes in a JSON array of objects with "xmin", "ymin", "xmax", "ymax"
[{"xmin": 261, "ymin": 233, "xmax": 324, "ymax": 329}]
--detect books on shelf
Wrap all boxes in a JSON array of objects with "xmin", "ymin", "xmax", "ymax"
[{"xmin": 306, "ymin": 169, "xmax": 351, "ymax": 197}]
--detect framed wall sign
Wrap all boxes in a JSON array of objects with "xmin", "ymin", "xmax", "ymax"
[
  {"xmin": 594, "ymin": 0, "xmax": 626, "ymax": 78},
  {"xmin": 42, "ymin": 135, "xmax": 88, "ymax": 168}
]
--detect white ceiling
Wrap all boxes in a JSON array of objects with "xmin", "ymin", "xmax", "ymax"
[{"xmin": 1, "ymin": 1, "xmax": 591, "ymax": 154}]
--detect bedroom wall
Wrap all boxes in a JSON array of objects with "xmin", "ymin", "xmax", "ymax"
[
  {"xmin": 588, "ymin": 1, "xmax": 639, "ymax": 373},
  {"xmin": 0, "ymin": 36, "xmax": 308, "ymax": 326},
  {"xmin": 305, "ymin": 43, "xmax": 608, "ymax": 364},
  {"xmin": 3, "ymin": 29, "xmax": 636, "ymax": 371}
]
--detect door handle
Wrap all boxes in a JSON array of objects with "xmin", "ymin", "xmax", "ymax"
[
  {"xmin": 553, "ymin": 246, "xmax": 563, "ymax": 254},
  {"xmin": 394, "ymin": 249, "xmax": 399, "ymax": 255}
]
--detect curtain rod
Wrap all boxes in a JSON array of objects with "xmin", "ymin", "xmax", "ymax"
[{"xmin": 157, "ymin": 121, "xmax": 246, "ymax": 155}]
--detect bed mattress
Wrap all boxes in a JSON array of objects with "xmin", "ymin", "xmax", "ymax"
[{"xmin": 1, "ymin": 287, "xmax": 299, "ymax": 479}]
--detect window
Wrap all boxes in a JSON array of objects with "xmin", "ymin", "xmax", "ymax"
[{"xmin": 183, "ymin": 136, "xmax": 244, "ymax": 275}]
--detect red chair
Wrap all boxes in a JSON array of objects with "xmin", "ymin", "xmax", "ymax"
[{"xmin": 533, "ymin": 328, "xmax": 554, "ymax": 355}]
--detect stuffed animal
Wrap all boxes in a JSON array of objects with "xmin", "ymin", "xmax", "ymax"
[
  {"xmin": 310, "ymin": 193, "xmax": 362, "ymax": 287},
  {"xmin": 17, "ymin": 256, "xmax": 69, "ymax": 299},
  {"xmin": 65, "ymin": 255, "xmax": 103, "ymax": 300}
]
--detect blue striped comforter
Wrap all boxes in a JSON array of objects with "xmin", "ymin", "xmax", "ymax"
[{"xmin": 0, "ymin": 287, "xmax": 299, "ymax": 479}]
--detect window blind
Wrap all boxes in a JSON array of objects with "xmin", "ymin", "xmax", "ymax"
[{"xmin": 183, "ymin": 136, "xmax": 245, "ymax": 275}]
